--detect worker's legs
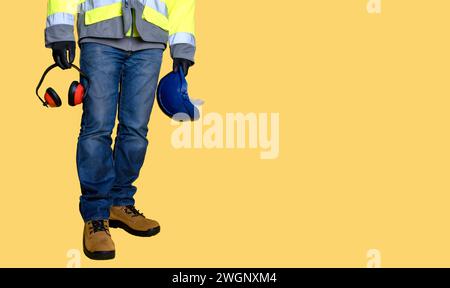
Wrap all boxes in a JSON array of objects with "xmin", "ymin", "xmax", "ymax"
[
  {"xmin": 110, "ymin": 48, "xmax": 163, "ymax": 206},
  {"xmin": 77, "ymin": 43, "xmax": 127, "ymax": 222}
]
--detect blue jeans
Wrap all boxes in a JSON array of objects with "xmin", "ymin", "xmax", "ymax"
[{"xmin": 77, "ymin": 43, "xmax": 163, "ymax": 222}]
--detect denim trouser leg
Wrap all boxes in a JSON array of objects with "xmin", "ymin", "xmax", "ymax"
[
  {"xmin": 77, "ymin": 43, "xmax": 163, "ymax": 222},
  {"xmin": 111, "ymin": 49, "xmax": 163, "ymax": 207}
]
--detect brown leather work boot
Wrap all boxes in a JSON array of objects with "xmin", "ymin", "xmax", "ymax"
[
  {"xmin": 83, "ymin": 220, "xmax": 115, "ymax": 260},
  {"xmin": 109, "ymin": 206, "xmax": 160, "ymax": 237}
]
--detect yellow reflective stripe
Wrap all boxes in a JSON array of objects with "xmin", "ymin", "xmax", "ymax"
[
  {"xmin": 84, "ymin": 2, "xmax": 122, "ymax": 25},
  {"xmin": 47, "ymin": 0, "xmax": 78, "ymax": 16},
  {"xmin": 142, "ymin": 6, "xmax": 169, "ymax": 31}
]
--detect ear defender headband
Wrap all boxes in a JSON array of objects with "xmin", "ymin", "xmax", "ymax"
[{"xmin": 35, "ymin": 63, "xmax": 90, "ymax": 108}]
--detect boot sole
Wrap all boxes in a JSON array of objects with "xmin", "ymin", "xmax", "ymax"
[
  {"xmin": 83, "ymin": 238, "xmax": 115, "ymax": 261},
  {"xmin": 109, "ymin": 220, "xmax": 161, "ymax": 237}
]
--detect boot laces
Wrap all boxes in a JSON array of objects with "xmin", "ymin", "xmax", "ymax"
[
  {"xmin": 124, "ymin": 205, "xmax": 144, "ymax": 218},
  {"xmin": 90, "ymin": 220, "xmax": 108, "ymax": 234}
]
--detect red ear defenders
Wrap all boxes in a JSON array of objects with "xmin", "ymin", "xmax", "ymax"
[{"xmin": 35, "ymin": 64, "xmax": 89, "ymax": 108}]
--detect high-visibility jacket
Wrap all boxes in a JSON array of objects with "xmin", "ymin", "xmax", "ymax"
[{"xmin": 45, "ymin": 0, "xmax": 196, "ymax": 61}]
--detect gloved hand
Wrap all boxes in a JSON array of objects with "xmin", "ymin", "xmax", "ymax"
[
  {"xmin": 173, "ymin": 58, "xmax": 194, "ymax": 76},
  {"xmin": 51, "ymin": 41, "xmax": 76, "ymax": 70}
]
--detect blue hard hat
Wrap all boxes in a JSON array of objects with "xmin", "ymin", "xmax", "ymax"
[{"xmin": 157, "ymin": 67, "xmax": 201, "ymax": 121}]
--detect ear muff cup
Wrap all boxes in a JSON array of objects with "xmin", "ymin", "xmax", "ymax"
[
  {"xmin": 44, "ymin": 87, "xmax": 62, "ymax": 108},
  {"xmin": 68, "ymin": 81, "xmax": 85, "ymax": 106}
]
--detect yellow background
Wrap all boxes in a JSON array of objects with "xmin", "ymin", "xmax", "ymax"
[{"xmin": 0, "ymin": 0, "xmax": 449, "ymax": 267}]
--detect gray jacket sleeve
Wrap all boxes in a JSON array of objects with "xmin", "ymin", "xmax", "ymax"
[
  {"xmin": 45, "ymin": 24, "xmax": 75, "ymax": 48},
  {"xmin": 170, "ymin": 43, "xmax": 196, "ymax": 63}
]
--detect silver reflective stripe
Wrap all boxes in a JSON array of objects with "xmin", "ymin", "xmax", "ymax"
[
  {"xmin": 169, "ymin": 32, "xmax": 196, "ymax": 47},
  {"xmin": 138, "ymin": 0, "xmax": 168, "ymax": 17},
  {"xmin": 46, "ymin": 13, "xmax": 75, "ymax": 27},
  {"xmin": 80, "ymin": 0, "xmax": 122, "ymax": 12}
]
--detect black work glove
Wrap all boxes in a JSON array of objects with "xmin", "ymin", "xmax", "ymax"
[
  {"xmin": 51, "ymin": 41, "xmax": 76, "ymax": 70},
  {"xmin": 173, "ymin": 58, "xmax": 194, "ymax": 76}
]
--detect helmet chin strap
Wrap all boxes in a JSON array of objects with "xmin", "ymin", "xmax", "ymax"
[
  {"xmin": 190, "ymin": 99, "xmax": 205, "ymax": 106},
  {"xmin": 178, "ymin": 66, "xmax": 205, "ymax": 108}
]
